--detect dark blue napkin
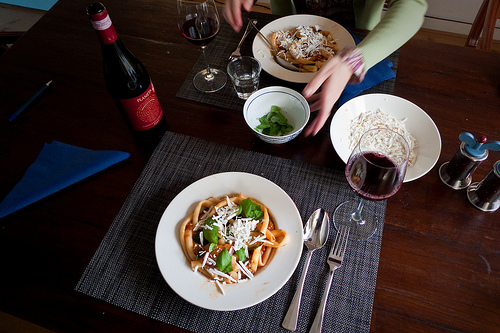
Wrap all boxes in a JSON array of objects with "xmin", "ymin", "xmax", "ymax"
[
  {"xmin": 338, "ymin": 32, "xmax": 396, "ymax": 105},
  {"xmin": 0, "ymin": 141, "xmax": 130, "ymax": 219}
]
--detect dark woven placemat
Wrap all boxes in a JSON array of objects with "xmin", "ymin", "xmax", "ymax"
[
  {"xmin": 176, "ymin": 11, "xmax": 398, "ymax": 112},
  {"xmin": 75, "ymin": 130, "xmax": 386, "ymax": 333}
]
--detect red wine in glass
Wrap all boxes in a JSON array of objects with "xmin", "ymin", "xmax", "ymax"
[
  {"xmin": 346, "ymin": 151, "xmax": 403, "ymax": 201},
  {"xmin": 177, "ymin": 0, "xmax": 226, "ymax": 92},
  {"xmin": 334, "ymin": 128, "xmax": 410, "ymax": 240},
  {"xmin": 179, "ymin": 17, "xmax": 218, "ymax": 46}
]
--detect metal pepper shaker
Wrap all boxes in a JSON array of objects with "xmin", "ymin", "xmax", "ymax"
[
  {"xmin": 438, "ymin": 132, "xmax": 500, "ymax": 190},
  {"xmin": 467, "ymin": 161, "xmax": 500, "ymax": 212}
]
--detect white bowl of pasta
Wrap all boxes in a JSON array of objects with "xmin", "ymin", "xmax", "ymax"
[
  {"xmin": 330, "ymin": 93, "xmax": 442, "ymax": 182},
  {"xmin": 155, "ymin": 172, "xmax": 303, "ymax": 310},
  {"xmin": 243, "ymin": 86, "xmax": 310, "ymax": 144},
  {"xmin": 252, "ymin": 15, "xmax": 355, "ymax": 83}
]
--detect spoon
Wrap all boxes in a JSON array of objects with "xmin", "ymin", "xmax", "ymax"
[
  {"xmin": 247, "ymin": 19, "xmax": 300, "ymax": 72},
  {"xmin": 282, "ymin": 208, "xmax": 330, "ymax": 331}
]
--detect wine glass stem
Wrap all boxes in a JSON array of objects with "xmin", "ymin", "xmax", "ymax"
[
  {"xmin": 351, "ymin": 198, "xmax": 366, "ymax": 225},
  {"xmin": 201, "ymin": 46, "xmax": 214, "ymax": 82}
]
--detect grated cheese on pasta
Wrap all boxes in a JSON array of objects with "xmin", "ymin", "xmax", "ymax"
[
  {"xmin": 349, "ymin": 109, "xmax": 418, "ymax": 166},
  {"xmin": 274, "ymin": 25, "xmax": 337, "ymax": 61},
  {"xmin": 181, "ymin": 193, "xmax": 289, "ymax": 295}
]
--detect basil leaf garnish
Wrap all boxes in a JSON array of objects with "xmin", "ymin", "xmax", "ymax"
[
  {"xmin": 208, "ymin": 243, "xmax": 218, "ymax": 252},
  {"xmin": 203, "ymin": 217, "xmax": 219, "ymax": 244},
  {"xmin": 235, "ymin": 247, "xmax": 247, "ymax": 262},
  {"xmin": 240, "ymin": 198, "xmax": 263, "ymax": 220},
  {"xmin": 216, "ymin": 248, "xmax": 232, "ymax": 273}
]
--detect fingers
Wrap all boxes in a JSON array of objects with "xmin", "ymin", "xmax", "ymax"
[
  {"xmin": 305, "ymin": 92, "xmax": 321, "ymax": 105},
  {"xmin": 306, "ymin": 94, "xmax": 322, "ymax": 113},
  {"xmin": 242, "ymin": 0, "xmax": 254, "ymax": 11},
  {"xmin": 302, "ymin": 56, "xmax": 342, "ymax": 99},
  {"xmin": 302, "ymin": 57, "xmax": 353, "ymax": 137},
  {"xmin": 303, "ymin": 98, "xmax": 332, "ymax": 136},
  {"xmin": 303, "ymin": 110, "xmax": 331, "ymax": 136},
  {"xmin": 222, "ymin": 0, "xmax": 254, "ymax": 32},
  {"xmin": 223, "ymin": 0, "xmax": 242, "ymax": 31}
]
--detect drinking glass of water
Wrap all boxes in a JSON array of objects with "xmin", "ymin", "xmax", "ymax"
[{"xmin": 227, "ymin": 56, "xmax": 261, "ymax": 99}]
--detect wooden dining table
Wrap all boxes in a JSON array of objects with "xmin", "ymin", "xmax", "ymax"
[{"xmin": 0, "ymin": 0, "xmax": 499, "ymax": 332}]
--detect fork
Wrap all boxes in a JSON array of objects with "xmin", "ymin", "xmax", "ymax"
[
  {"xmin": 228, "ymin": 20, "xmax": 256, "ymax": 60},
  {"xmin": 309, "ymin": 225, "xmax": 350, "ymax": 333}
]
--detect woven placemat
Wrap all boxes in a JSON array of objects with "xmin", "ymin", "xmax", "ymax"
[
  {"xmin": 176, "ymin": 12, "xmax": 398, "ymax": 112},
  {"xmin": 76, "ymin": 130, "xmax": 386, "ymax": 333}
]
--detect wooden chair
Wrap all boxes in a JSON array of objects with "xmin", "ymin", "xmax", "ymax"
[{"xmin": 466, "ymin": 0, "xmax": 500, "ymax": 51}]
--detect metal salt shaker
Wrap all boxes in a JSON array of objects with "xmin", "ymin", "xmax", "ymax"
[
  {"xmin": 439, "ymin": 132, "xmax": 500, "ymax": 190},
  {"xmin": 467, "ymin": 161, "xmax": 500, "ymax": 212}
]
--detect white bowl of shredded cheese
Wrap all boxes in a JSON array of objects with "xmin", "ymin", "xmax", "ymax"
[{"xmin": 330, "ymin": 94, "xmax": 441, "ymax": 182}]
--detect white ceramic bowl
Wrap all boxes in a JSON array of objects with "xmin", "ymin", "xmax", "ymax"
[
  {"xmin": 252, "ymin": 15, "xmax": 355, "ymax": 83},
  {"xmin": 155, "ymin": 172, "xmax": 303, "ymax": 310},
  {"xmin": 330, "ymin": 93, "xmax": 441, "ymax": 182},
  {"xmin": 243, "ymin": 86, "xmax": 310, "ymax": 144}
]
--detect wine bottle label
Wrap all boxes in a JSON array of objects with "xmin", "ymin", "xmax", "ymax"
[
  {"xmin": 88, "ymin": 9, "xmax": 118, "ymax": 44},
  {"xmin": 119, "ymin": 81, "xmax": 163, "ymax": 131},
  {"xmin": 91, "ymin": 15, "xmax": 112, "ymax": 31}
]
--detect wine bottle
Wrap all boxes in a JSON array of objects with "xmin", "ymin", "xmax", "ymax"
[{"xmin": 87, "ymin": 2, "xmax": 165, "ymax": 142}]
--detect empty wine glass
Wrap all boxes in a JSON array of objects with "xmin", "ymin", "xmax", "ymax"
[
  {"xmin": 334, "ymin": 128, "xmax": 410, "ymax": 240},
  {"xmin": 177, "ymin": 0, "xmax": 226, "ymax": 92}
]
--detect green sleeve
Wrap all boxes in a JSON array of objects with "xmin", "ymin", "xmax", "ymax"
[
  {"xmin": 270, "ymin": 0, "xmax": 296, "ymax": 16},
  {"xmin": 356, "ymin": 0, "xmax": 428, "ymax": 70}
]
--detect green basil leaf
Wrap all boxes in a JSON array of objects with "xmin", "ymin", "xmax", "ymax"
[
  {"xmin": 216, "ymin": 248, "xmax": 232, "ymax": 272},
  {"xmin": 208, "ymin": 243, "xmax": 218, "ymax": 252},
  {"xmin": 256, "ymin": 123, "xmax": 270, "ymax": 129},
  {"xmin": 236, "ymin": 247, "xmax": 247, "ymax": 262},
  {"xmin": 203, "ymin": 217, "xmax": 219, "ymax": 244},
  {"xmin": 258, "ymin": 115, "xmax": 269, "ymax": 125},
  {"xmin": 255, "ymin": 105, "xmax": 293, "ymax": 137},
  {"xmin": 240, "ymin": 198, "xmax": 263, "ymax": 220},
  {"xmin": 282, "ymin": 123, "xmax": 293, "ymax": 135},
  {"xmin": 269, "ymin": 122, "xmax": 280, "ymax": 136}
]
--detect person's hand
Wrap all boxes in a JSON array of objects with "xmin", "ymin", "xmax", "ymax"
[
  {"xmin": 301, "ymin": 56, "xmax": 353, "ymax": 136},
  {"xmin": 223, "ymin": 0, "xmax": 255, "ymax": 32}
]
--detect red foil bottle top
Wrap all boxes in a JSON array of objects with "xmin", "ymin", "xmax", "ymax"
[{"xmin": 87, "ymin": 4, "xmax": 118, "ymax": 44}]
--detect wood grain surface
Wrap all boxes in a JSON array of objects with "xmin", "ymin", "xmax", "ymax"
[{"xmin": 0, "ymin": 0, "xmax": 499, "ymax": 332}]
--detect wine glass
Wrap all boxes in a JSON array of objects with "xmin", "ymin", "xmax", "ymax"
[
  {"xmin": 334, "ymin": 128, "xmax": 410, "ymax": 240},
  {"xmin": 177, "ymin": 0, "xmax": 227, "ymax": 92}
]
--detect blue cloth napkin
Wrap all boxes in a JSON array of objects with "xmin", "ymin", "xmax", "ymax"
[
  {"xmin": 338, "ymin": 32, "xmax": 396, "ymax": 106},
  {"xmin": 0, "ymin": 141, "xmax": 130, "ymax": 219}
]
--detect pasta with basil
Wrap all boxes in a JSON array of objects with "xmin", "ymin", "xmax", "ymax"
[{"xmin": 179, "ymin": 193, "xmax": 289, "ymax": 294}]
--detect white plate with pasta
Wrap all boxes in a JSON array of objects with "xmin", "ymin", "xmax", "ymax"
[
  {"xmin": 330, "ymin": 93, "xmax": 442, "ymax": 182},
  {"xmin": 252, "ymin": 14, "xmax": 355, "ymax": 83},
  {"xmin": 155, "ymin": 172, "xmax": 303, "ymax": 310}
]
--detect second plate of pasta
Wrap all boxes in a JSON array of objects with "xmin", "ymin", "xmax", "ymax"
[
  {"xmin": 155, "ymin": 172, "xmax": 303, "ymax": 310},
  {"xmin": 252, "ymin": 15, "xmax": 355, "ymax": 83}
]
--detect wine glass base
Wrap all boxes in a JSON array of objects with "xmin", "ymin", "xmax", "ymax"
[
  {"xmin": 193, "ymin": 68, "xmax": 226, "ymax": 93},
  {"xmin": 333, "ymin": 200, "xmax": 377, "ymax": 240}
]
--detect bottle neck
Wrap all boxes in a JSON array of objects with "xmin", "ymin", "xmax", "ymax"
[{"xmin": 88, "ymin": 7, "xmax": 118, "ymax": 44}]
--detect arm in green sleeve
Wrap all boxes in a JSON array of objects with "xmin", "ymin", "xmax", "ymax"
[{"xmin": 357, "ymin": 0, "xmax": 428, "ymax": 70}]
